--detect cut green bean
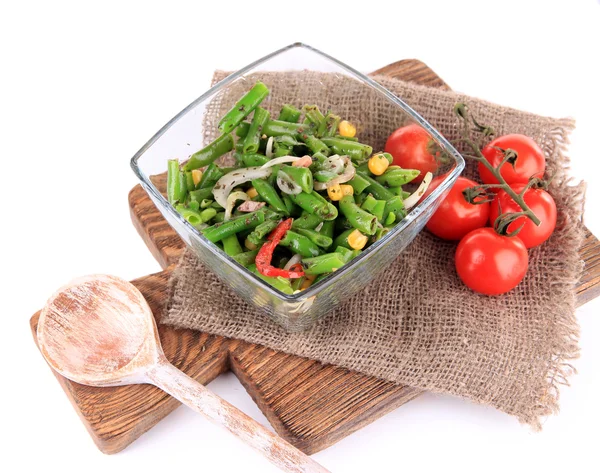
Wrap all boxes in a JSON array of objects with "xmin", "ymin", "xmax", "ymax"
[
  {"xmin": 334, "ymin": 135, "xmax": 359, "ymax": 142},
  {"xmin": 167, "ymin": 159, "xmax": 182, "ymax": 204},
  {"xmin": 199, "ymin": 162, "xmax": 225, "ymax": 189},
  {"xmin": 242, "ymin": 153, "xmax": 270, "ymax": 167},
  {"xmin": 384, "ymin": 195, "xmax": 406, "ymax": 221},
  {"xmin": 232, "ymin": 249, "xmax": 258, "ymax": 267},
  {"xmin": 299, "ymin": 133, "xmax": 330, "ymax": 156},
  {"xmin": 278, "ymin": 104, "xmax": 302, "ymax": 123},
  {"xmin": 188, "ymin": 187, "xmax": 213, "ymax": 203},
  {"xmin": 243, "ymin": 107, "xmax": 270, "ymax": 154},
  {"xmin": 361, "ymin": 195, "xmax": 386, "ymax": 221},
  {"xmin": 302, "ymin": 252, "xmax": 346, "ymax": 275},
  {"xmin": 185, "ymin": 171, "xmax": 195, "ymax": 191},
  {"xmin": 334, "ymin": 245, "xmax": 354, "ymax": 263},
  {"xmin": 375, "ymin": 166, "xmax": 420, "ymax": 187},
  {"xmin": 303, "ymin": 105, "xmax": 325, "ymax": 132},
  {"xmin": 235, "ymin": 122, "xmax": 251, "ymax": 138},
  {"xmin": 321, "ymin": 113, "xmax": 341, "ymax": 138},
  {"xmin": 280, "ymin": 165, "xmax": 313, "ymax": 194},
  {"xmin": 296, "ymin": 228, "xmax": 333, "ymax": 249},
  {"xmin": 202, "ymin": 210, "xmax": 266, "ymax": 243},
  {"xmin": 314, "ymin": 170, "xmax": 338, "ymax": 182},
  {"xmin": 263, "ymin": 120, "xmax": 308, "ymax": 137},
  {"xmin": 282, "ymin": 195, "xmax": 296, "ymax": 216},
  {"xmin": 347, "ymin": 173, "xmax": 371, "ymax": 194},
  {"xmin": 248, "ymin": 264, "xmax": 294, "ymax": 295},
  {"xmin": 252, "ymin": 179, "xmax": 289, "ymax": 215},
  {"xmin": 279, "ymin": 230, "xmax": 321, "ymax": 258},
  {"xmin": 292, "ymin": 212, "xmax": 323, "ymax": 230},
  {"xmin": 314, "ymin": 273, "xmax": 332, "ymax": 284},
  {"xmin": 339, "ymin": 195, "xmax": 377, "ymax": 235},
  {"xmin": 321, "ymin": 137, "xmax": 372, "ymax": 161},
  {"xmin": 218, "ymin": 81, "xmax": 269, "ymax": 134},
  {"xmin": 175, "ymin": 204, "xmax": 203, "ymax": 227},
  {"xmin": 213, "ymin": 211, "xmax": 225, "ymax": 223},
  {"xmin": 319, "ymin": 220, "xmax": 335, "ymax": 240},
  {"xmin": 184, "ymin": 133, "xmax": 235, "ymax": 171},
  {"xmin": 289, "ymin": 191, "xmax": 337, "ymax": 220},
  {"xmin": 356, "ymin": 171, "xmax": 395, "ymax": 201},
  {"xmin": 247, "ymin": 219, "xmax": 279, "ymax": 245},
  {"xmin": 222, "ymin": 234, "xmax": 243, "ymax": 256}
]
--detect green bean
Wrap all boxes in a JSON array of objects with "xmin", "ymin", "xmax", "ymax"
[
  {"xmin": 335, "ymin": 217, "xmax": 354, "ymax": 232},
  {"xmin": 247, "ymin": 219, "xmax": 279, "ymax": 245},
  {"xmin": 371, "ymin": 225, "xmax": 392, "ymax": 243},
  {"xmin": 384, "ymin": 195, "xmax": 406, "ymax": 221},
  {"xmin": 235, "ymin": 122, "xmax": 251, "ymax": 138},
  {"xmin": 200, "ymin": 208, "xmax": 217, "ymax": 222},
  {"xmin": 321, "ymin": 137, "xmax": 373, "ymax": 161},
  {"xmin": 200, "ymin": 199, "xmax": 213, "ymax": 209},
  {"xmin": 314, "ymin": 272, "xmax": 332, "ymax": 284},
  {"xmin": 218, "ymin": 81, "xmax": 269, "ymax": 134},
  {"xmin": 184, "ymin": 133, "xmax": 235, "ymax": 171},
  {"xmin": 339, "ymin": 195, "xmax": 377, "ymax": 235},
  {"xmin": 279, "ymin": 230, "xmax": 321, "ymax": 258},
  {"xmin": 302, "ymin": 252, "xmax": 346, "ymax": 275},
  {"xmin": 248, "ymin": 264, "xmax": 294, "ymax": 295},
  {"xmin": 188, "ymin": 187, "xmax": 213, "ymax": 203},
  {"xmin": 299, "ymin": 133, "xmax": 330, "ymax": 156},
  {"xmin": 385, "ymin": 212, "xmax": 396, "ymax": 226},
  {"xmin": 354, "ymin": 192, "xmax": 368, "ymax": 206},
  {"xmin": 199, "ymin": 162, "xmax": 225, "ymax": 189},
  {"xmin": 334, "ymin": 135, "xmax": 359, "ymax": 142},
  {"xmin": 375, "ymin": 166, "xmax": 420, "ymax": 187},
  {"xmin": 291, "ymin": 276, "xmax": 306, "ymax": 291},
  {"xmin": 242, "ymin": 153, "xmax": 270, "ymax": 167},
  {"xmin": 314, "ymin": 170, "xmax": 338, "ymax": 182},
  {"xmin": 274, "ymin": 144, "xmax": 293, "ymax": 157},
  {"xmin": 334, "ymin": 245, "xmax": 354, "ymax": 263},
  {"xmin": 319, "ymin": 220, "xmax": 335, "ymax": 240},
  {"xmin": 251, "ymin": 179, "xmax": 289, "ymax": 215},
  {"xmin": 356, "ymin": 171, "xmax": 395, "ymax": 201},
  {"xmin": 178, "ymin": 168, "xmax": 189, "ymax": 203},
  {"xmin": 232, "ymin": 249, "xmax": 258, "ymax": 267},
  {"xmin": 378, "ymin": 152, "xmax": 394, "ymax": 164},
  {"xmin": 222, "ymin": 234, "xmax": 243, "ymax": 256},
  {"xmin": 202, "ymin": 210, "xmax": 266, "ymax": 243},
  {"xmin": 167, "ymin": 159, "xmax": 182, "ymax": 204},
  {"xmin": 289, "ymin": 191, "xmax": 337, "ymax": 220},
  {"xmin": 321, "ymin": 113, "xmax": 341, "ymax": 138},
  {"xmin": 282, "ymin": 195, "xmax": 297, "ymax": 216},
  {"xmin": 291, "ymin": 212, "xmax": 323, "ymax": 230},
  {"xmin": 361, "ymin": 195, "xmax": 386, "ymax": 221},
  {"xmin": 188, "ymin": 200, "xmax": 200, "ymax": 211},
  {"xmin": 333, "ymin": 228, "xmax": 354, "ymax": 249},
  {"xmin": 296, "ymin": 228, "xmax": 332, "ymax": 249},
  {"xmin": 388, "ymin": 186, "xmax": 411, "ymax": 198},
  {"xmin": 303, "ymin": 105, "xmax": 325, "ymax": 131},
  {"xmin": 280, "ymin": 165, "xmax": 313, "ymax": 194},
  {"xmin": 275, "ymin": 135, "xmax": 302, "ymax": 147},
  {"xmin": 185, "ymin": 171, "xmax": 195, "ymax": 191},
  {"xmin": 243, "ymin": 107, "xmax": 270, "ymax": 154},
  {"xmin": 348, "ymin": 173, "xmax": 372, "ymax": 194},
  {"xmin": 279, "ymin": 104, "xmax": 301, "ymax": 123},
  {"xmin": 263, "ymin": 120, "xmax": 308, "ymax": 137},
  {"xmin": 213, "ymin": 211, "xmax": 225, "ymax": 223},
  {"xmin": 175, "ymin": 205, "xmax": 203, "ymax": 226}
]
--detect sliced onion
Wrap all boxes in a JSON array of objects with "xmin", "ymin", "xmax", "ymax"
[
  {"xmin": 323, "ymin": 155, "xmax": 344, "ymax": 174},
  {"xmin": 313, "ymin": 157, "xmax": 355, "ymax": 190},
  {"xmin": 283, "ymin": 253, "xmax": 303, "ymax": 271},
  {"xmin": 224, "ymin": 191, "xmax": 249, "ymax": 221},
  {"xmin": 261, "ymin": 156, "xmax": 301, "ymax": 169},
  {"xmin": 314, "ymin": 222, "xmax": 324, "ymax": 232},
  {"xmin": 277, "ymin": 170, "xmax": 303, "ymax": 195},
  {"xmin": 265, "ymin": 136, "xmax": 274, "ymax": 159},
  {"xmin": 404, "ymin": 172, "xmax": 433, "ymax": 209},
  {"xmin": 212, "ymin": 167, "xmax": 272, "ymax": 208}
]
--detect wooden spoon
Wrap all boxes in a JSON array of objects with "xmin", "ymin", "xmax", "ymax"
[{"xmin": 37, "ymin": 274, "xmax": 330, "ymax": 473}]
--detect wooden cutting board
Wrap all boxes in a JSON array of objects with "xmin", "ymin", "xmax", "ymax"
[{"xmin": 30, "ymin": 60, "xmax": 600, "ymax": 456}]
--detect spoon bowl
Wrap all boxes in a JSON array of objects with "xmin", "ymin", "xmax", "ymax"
[{"xmin": 37, "ymin": 274, "xmax": 329, "ymax": 473}]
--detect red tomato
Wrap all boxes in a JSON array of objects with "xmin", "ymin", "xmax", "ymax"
[
  {"xmin": 455, "ymin": 228, "xmax": 528, "ymax": 295},
  {"xmin": 424, "ymin": 176, "xmax": 490, "ymax": 240},
  {"xmin": 479, "ymin": 134, "xmax": 545, "ymax": 186},
  {"xmin": 384, "ymin": 124, "xmax": 438, "ymax": 183},
  {"xmin": 490, "ymin": 185, "xmax": 557, "ymax": 248}
]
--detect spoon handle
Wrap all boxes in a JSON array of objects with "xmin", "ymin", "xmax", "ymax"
[{"xmin": 147, "ymin": 359, "xmax": 330, "ymax": 473}]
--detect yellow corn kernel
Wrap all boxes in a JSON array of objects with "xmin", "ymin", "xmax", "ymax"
[
  {"xmin": 347, "ymin": 229, "xmax": 368, "ymax": 250},
  {"xmin": 245, "ymin": 238, "xmax": 258, "ymax": 250},
  {"xmin": 339, "ymin": 184, "xmax": 354, "ymax": 196},
  {"xmin": 191, "ymin": 169, "xmax": 203, "ymax": 187},
  {"xmin": 327, "ymin": 184, "xmax": 344, "ymax": 201},
  {"xmin": 300, "ymin": 274, "xmax": 317, "ymax": 290},
  {"xmin": 368, "ymin": 154, "xmax": 390, "ymax": 176},
  {"xmin": 338, "ymin": 120, "xmax": 356, "ymax": 138},
  {"xmin": 246, "ymin": 187, "xmax": 258, "ymax": 199}
]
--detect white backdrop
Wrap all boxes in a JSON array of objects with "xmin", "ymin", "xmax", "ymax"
[{"xmin": 2, "ymin": 1, "xmax": 599, "ymax": 472}]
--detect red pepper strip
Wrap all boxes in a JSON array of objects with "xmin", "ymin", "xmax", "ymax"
[{"xmin": 256, "ymin": 218, "xmax": 305, "ymax": 279}]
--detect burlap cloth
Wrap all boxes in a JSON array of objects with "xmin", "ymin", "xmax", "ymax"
[{"xmin": 163, "ymin": 71, "xmax": 585, "ymax": 428}]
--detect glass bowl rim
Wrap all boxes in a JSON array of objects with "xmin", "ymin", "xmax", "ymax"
[{"xmin": 130, "ymin": 42, "xmax": 465, "ymax": 301}]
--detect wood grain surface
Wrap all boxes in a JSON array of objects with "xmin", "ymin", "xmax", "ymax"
[{"xmin": 31, "ymin": 59, "xmax": 600, "ymax": 456}]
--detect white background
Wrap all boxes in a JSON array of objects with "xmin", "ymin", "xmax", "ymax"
[{"xmin": 2, "ymin": 1, "xmax": 599, "ymax": 472}]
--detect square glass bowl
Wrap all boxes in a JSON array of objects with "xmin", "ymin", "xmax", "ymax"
[{"xmin": 131, "ymin": 43, "xmax": 464, "ymax": 332}]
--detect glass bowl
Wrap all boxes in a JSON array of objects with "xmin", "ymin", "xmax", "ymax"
[{"xmin": 131, "ymin": 43, "xmax": 464, "ymax": 332}]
